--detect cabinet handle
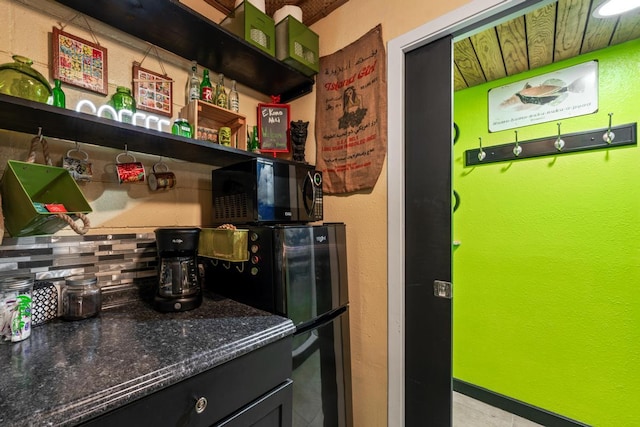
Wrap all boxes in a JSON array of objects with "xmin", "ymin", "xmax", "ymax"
[{"xmin": 195, "ymin": 397, "xmax": 208, "ymax": 414}]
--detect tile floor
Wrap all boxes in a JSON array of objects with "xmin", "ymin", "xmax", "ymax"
[{"xmin": 453, "ymin": 392, "xmax": 544, "ymax": 427}]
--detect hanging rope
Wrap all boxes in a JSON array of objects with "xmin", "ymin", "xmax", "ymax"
[
  {"xmin": 134, "ymin": 44, "xmax": 173, "ymax": 82},
  {"xmin": 57, "ymin": 13, "xmax": 101, "ymax": 46},
  {"xmin": 54, "ymin": 212, "xmax": 91, "ymax": 235},
  {"xmin": 27, "ymin": 131, "xmax": 52, "ymax": 165}
]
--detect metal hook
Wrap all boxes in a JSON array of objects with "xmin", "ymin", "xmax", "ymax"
[
  {"xmin": 555, "ymin": 122, "xmax": 565, "ymax": 151},
  {"xmin": 477, "ymin": 137, "xmax": 486, "ymax": 161},
  {"xmin": 513, "ymin": 130, "xmax": 522, "ymax": 157},
  {"xmin": 124, "ymin": 143, "xmax": 128, "ymax": 155},
  {"xmin": 603, "ymin": 113, "xmax": 615, "ymax": 144},
  {"xmin": 37, "ymin": 126, "xmax": 43, "ymax": 142},
  {"xmin": 66, "ymin": 140, "xmax": 80, "ymax": 155}
]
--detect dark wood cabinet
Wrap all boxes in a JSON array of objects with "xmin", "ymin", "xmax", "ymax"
[
  {"xmin": 81, "ymin": 336, "xmax": 293, "ymax": 427},
  {"xmin": 216, "ymin": 380, "xmax": 292, "ymax": 427}
]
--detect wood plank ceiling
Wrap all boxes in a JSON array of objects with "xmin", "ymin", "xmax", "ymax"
[
  {"xmin": 454, "ymin": 0, "xmax": 640, "ymax": 91},
  {"xmin": 203, "ymin": 0, "xmax": 349, "ymax": 26}
]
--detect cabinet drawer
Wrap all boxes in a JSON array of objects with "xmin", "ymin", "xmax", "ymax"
[
  {"xmin": 82, "ymin": 336, "xmax": 292, "ymax": 427},
  {"xmin": 216, "ymin": 379, "xmax": 292, "ymax": 427}
]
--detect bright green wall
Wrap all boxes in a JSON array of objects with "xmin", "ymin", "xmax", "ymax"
[{"xmin": 453, "ymin": 38, "xmax": 640, "ymax": 426}]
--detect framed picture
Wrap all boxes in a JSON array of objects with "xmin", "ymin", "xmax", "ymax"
[
  {"xmin": 132, "ymin": 63, "xmax": 173, "ymax": 117},
  {"xmin": 257, "ymin": 103, "xmax": 291, "ymax": 153},
  {"xmin": 52, "ymin": 27, "xmax": 108, "ymax": 95},
  {"xmin": 488, "ymin": 60, "xmax": 598, "ymax": 132}
]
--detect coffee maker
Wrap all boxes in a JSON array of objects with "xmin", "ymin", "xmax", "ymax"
[{"xmin": 154, "ymin": 227, "xmax": 202, "ymax": 312}]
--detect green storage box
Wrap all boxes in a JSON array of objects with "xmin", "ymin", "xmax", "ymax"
[
  {"xmin": 221, "ymin": 1, "xmax": 275, "ymax": 57},
  {"xmin": 275, "ymin": 16, "xmax": 319, "ymax": 76},
  {"xmin": 1, "ymin": 160, "xmax": 92, "ymax": 237},
  {"xmin": 199, "ymin": 228, "xmax": 249, "ymax": 262}
]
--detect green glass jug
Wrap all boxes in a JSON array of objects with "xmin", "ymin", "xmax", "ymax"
[
  {"xmin": 109, "ymin": 86, "xmax": 136, "ymax": 122},
  {"xmin": 0, "ymin": 55, "xmax": 52, "ymax": 103}
]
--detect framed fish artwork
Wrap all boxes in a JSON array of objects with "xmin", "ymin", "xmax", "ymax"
[{"xmin": 487, "ymin": 60, "xmax": 598, "ymax": 132}]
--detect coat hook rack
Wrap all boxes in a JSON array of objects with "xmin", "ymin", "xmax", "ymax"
[
  {"xmin": 465, "ymin": 122, "xmax": 637, "ymax": 167},
  {"xmin": 554, "ymin": 122, "xmax": 565, "ymax": 151},
  {"xmin": 477, "ymin": 137, "xmax": 486, "ymax": 161},
  {"xmin": 513, "ymin": 130, "xmax": 522, "ymax": 157},
  {"xmin": 604, "ymin": 113, "xmax": 615, "ymax": 144}
]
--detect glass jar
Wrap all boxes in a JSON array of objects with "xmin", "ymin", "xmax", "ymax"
[
  {"xmin": 62, "ymin": 276, "xmax": 101, "ymax": 320},
  {"xmin": 0, "ymin": 275, "xmax": 34, "ymax": 342},
  {"xmin": 172, "ymin": 118, "xmax": 193, "ymax": 138},
  {"xmin": 0, "ymin": 55, "xmax": 52, "ymax": 103},
  {"xmin": 109, "ymin": 86, "xmax": 136, "ymax": 123}
]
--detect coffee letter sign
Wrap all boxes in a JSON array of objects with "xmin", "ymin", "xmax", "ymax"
[{"xmin": 257, "ymin": 103, "xmax": 290, "ymax": 153}]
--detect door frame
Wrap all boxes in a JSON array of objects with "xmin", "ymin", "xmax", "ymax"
[{"xmin": 387, "ymin": 0, "xmax": 545, "ymax": 425}]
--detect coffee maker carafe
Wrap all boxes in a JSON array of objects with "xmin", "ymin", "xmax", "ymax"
[{"xmin": 154, "ymin": 227, "xmax": 202, "ymax": 312}]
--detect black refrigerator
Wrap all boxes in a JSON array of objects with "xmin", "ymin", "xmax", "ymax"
[{"xmin": 205, "ymin": 223, "xmax": 353, "ymax": 427}]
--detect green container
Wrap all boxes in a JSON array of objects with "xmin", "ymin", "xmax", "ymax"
[
  {"xmin": 1, "ymin": 161, "xmax": 92, "ymax": 237},
  {"xmin": 275, "ymin": 16, "xmax": 319, "ymax": 76},
  {"xmin": 198, "ymin": 228, "xmax": 249, "ymax": 262},
  {"xmin": 221, "ymin": 1, "xmax": 275, "ymax": 57}
]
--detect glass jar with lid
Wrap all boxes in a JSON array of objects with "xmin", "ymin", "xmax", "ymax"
[
  {"xmin": 0, "ymin": 55, "xmax": 52, "ymax": 103},
  {"xmin": 171, "ymin": 118, "xmax": 193, "ymax": 138},
  {"xmin": 0, "ymin": 275, "xmax": 34, "ymax": 342},
  {"xmin": 109, "ymin": 86, "xmax": 137, "ymax": 123},
  {"xmin": 61, "ymin": 276, "xmax": 101, "ymax": 320}
]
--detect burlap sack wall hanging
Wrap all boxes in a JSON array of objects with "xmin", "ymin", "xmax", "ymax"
[{"xmin": 315, "ymin": 24, "xmax": 387, "ymax": 194}]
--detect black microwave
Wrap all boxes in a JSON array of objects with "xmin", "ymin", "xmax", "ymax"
[{"xmin": 211, "ymin": 158, "xmax": 323, "ymax": 224}]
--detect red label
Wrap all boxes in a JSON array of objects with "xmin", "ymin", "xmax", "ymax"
[
  {"xmin": 45, "ymin": 203, "xmax": 68, "ymax": 213},
  {"xmin": 201, "ymin": 87, "xmax": 213, "ymax": 102}
]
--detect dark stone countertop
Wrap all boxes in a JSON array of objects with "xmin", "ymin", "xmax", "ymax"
[{"xmin": 0, "ymin": 296, "xmax": 295, "ymax": 427}]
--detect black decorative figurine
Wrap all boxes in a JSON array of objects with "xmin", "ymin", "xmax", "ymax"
[{"xmin": 290, "ymin": 120, "xmax": 309, "ymax": 163}]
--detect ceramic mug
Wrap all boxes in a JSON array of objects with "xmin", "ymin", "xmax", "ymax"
[
  {"xmin": 116, "ymin": 152, "xmax": 145, "ymax": 184},
  {"xmin": 148, "ymin": 162, "xmax": 176, "ymax": 191},
  {"xmin": 62, "ymin": 148, "xmax": 93, "ymax": 182}
]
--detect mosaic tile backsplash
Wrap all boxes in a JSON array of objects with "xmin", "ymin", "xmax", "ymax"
[{"xmin": 0, "ymin": 233, "xmax": 158, "ymax": 310}]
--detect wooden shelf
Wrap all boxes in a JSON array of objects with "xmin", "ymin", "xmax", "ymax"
[
  {"xmin": 0, "ymin": 94, "xmax": 262, "ymax": 167},
  {"xmin": 53, "ymin": 0, "xmax": 315, "ymax": 102},
  {"xmin": 181, "ymin": 101, "xmax": 247, "ymax": 150}
]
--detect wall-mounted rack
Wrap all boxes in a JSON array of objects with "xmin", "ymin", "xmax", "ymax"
[{"xmin": 465, "ymin": 122, "xmax": 637, "ymax": 167}]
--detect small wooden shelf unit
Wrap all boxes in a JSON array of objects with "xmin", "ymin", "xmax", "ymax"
[{"xmin": 180, "ymin": 100, "xmax": 247, "ymax": 151}]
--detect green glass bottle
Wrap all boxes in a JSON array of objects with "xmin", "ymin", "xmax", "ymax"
[
  {"xmin": 52, "ymin": 79, "xmax": 65, "ymax": 108},
  {"xmin": 200, "ymin": 69, "xmax": 213, "ymax": 103},
  {"xmin": 249, "ymin": 125, "xmax": 260, "ymax": 153}
]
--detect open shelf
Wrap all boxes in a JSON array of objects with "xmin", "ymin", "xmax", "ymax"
[
  {"xmin": 181, "ymin": 100, "xmax": 248, "ymax": 150},
  {"xmin": 0, "ymin": 94, "xmax": 262, "ymax": 167},
  {"xmin": 53, "ymin": 0, "xmax": 315, "ymax": 102}
]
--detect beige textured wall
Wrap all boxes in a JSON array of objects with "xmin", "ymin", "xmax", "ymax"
[
  {"xmin": 0, "ymin": 0, "xmax": 274, "ymax": 235},
  {"xmin": 306, "ymin": 1, "xmax": 471, "ymax": 426},
  {"xmin": 1, "ymin": 0, "xmax": 471, "ymax": 425}
]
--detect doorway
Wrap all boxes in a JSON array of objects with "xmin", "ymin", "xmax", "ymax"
[{"xmin": 387, "ymin": 0, "xmax": 546, "ymax": 425}]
